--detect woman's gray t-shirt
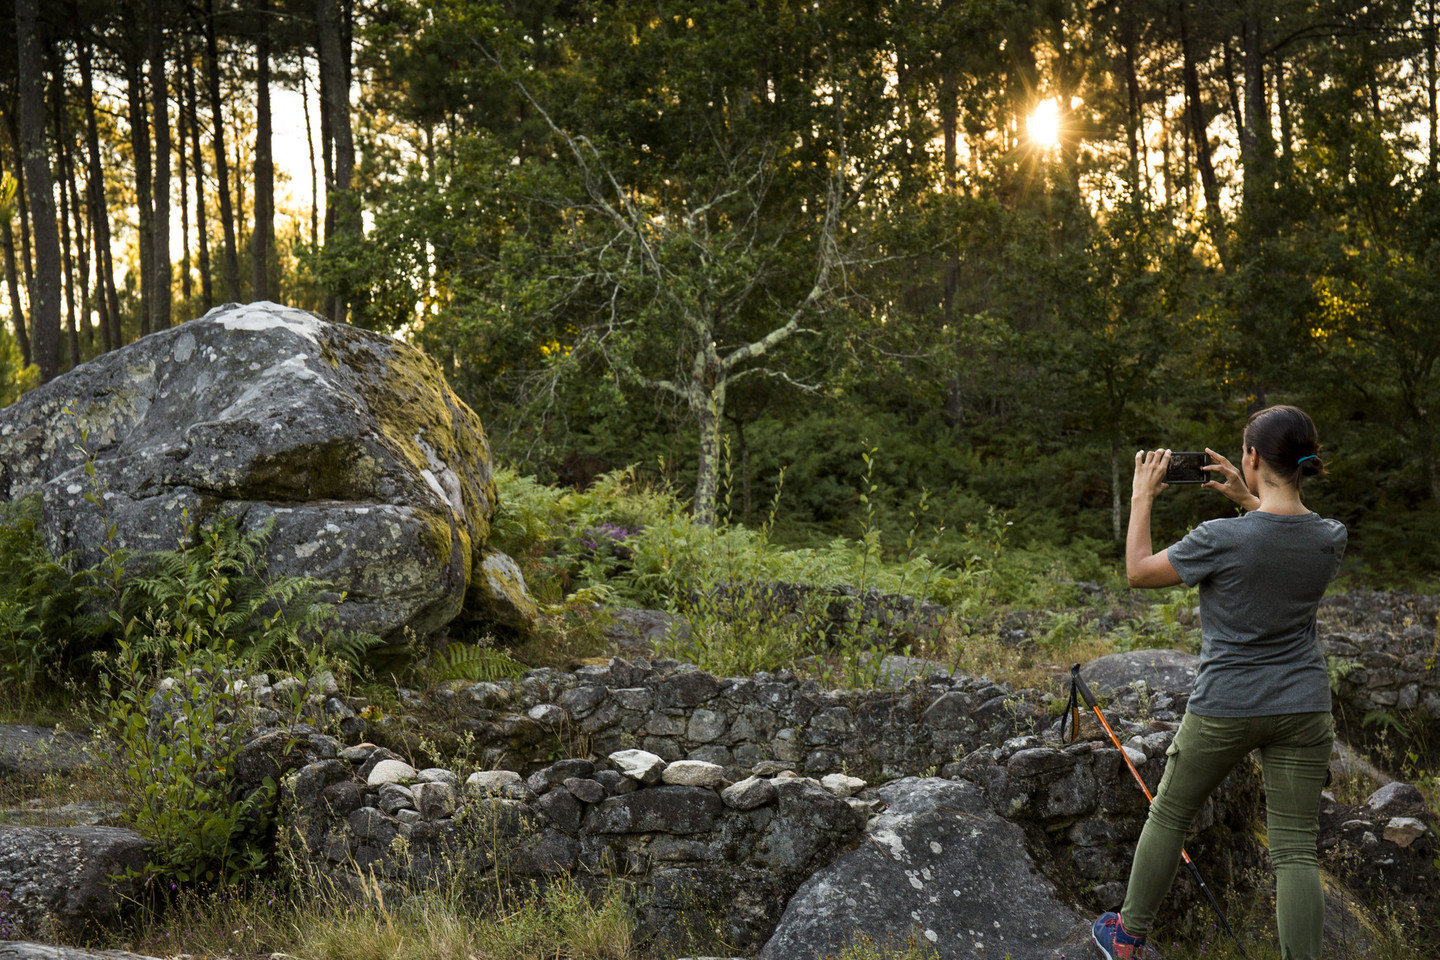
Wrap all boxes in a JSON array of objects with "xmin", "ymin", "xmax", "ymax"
[{"xmin": 1166, "ymin": 511, "xmax": 1346, "ymax": 717}]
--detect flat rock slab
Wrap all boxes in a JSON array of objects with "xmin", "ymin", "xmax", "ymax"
[
  {"xmin": 585, "ymin": 786, "xmax": 722, "ymax": 835},
  {"xmin": 0, "ymin": 726, "xmax": 96, "ymax": 778},
  {"xmin": 0, "ymin": 945, "xmax": 172, "ymax": 960},
  {"xmin": 759, "ymin": 777, "xmax": 1083, "ymax": 960},
  {"xmin": 1080, "ymin": 649, "xmax": 1200, "ymax": 697},
  {"xmin": 0, "ymin": 825, "xmax": 148, "ymax": 937}
]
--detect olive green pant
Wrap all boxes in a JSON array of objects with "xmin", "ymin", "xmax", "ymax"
[{"xmin": 1120, "ymin": 710, "xmax": 1334, "ymax": 960}]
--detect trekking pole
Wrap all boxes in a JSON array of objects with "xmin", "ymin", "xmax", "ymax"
[{"xmin": 1063, "ymin": 663, "xmax": 1248, "ymax": 959}]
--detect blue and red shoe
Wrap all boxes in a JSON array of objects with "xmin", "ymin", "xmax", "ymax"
[{"xmin": 1091, "ymin": 912, "xmax": 1151, "ymax": 960}]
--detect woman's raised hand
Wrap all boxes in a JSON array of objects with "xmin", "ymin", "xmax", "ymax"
[
  {"xmin": 1132, "ymin": 449, "xmax": 1171, "ymax": 501},
  {"xmin": 1203, "ymin": 448, "xmax": 1260, "ymax": 510}
]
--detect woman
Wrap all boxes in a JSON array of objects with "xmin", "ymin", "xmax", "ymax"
[{"xmin": 1091, "ymin": 405, "xmax": 1347, "ymax": 960}]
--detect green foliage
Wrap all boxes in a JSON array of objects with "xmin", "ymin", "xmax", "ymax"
[
  {"xmin": 1105, "ymin": 589, "xmax": 1202, "ymax": 654},
  {"xmin": 0, "ymin": 494, "xmax": 100, "ymax": 708},
  {"xmin": 101, "ymin": 621, "xmax": 274, "ymax": 885},
  {"xmin": 431, "ymin": 640, "xmax": 528, "ymax": 683},
  {"xmin": 0, "ymin": 330, "xmax": 38, "ymax": 409},
  {"xmin": 120, "ymin": 512, "xmax": 380, "ymax": 672}
]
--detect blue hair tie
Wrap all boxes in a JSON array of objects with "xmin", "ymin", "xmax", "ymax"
[{"xmin": 1297, "ymin": 455, "xmax": 1318, "ymax": 464}]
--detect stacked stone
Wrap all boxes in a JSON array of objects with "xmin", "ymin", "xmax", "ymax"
[
  {"xmin": 411, "ymin": 657, "xmax": 1047, "ymax": 784},
  {"xmin": 1320, "ymin": 593, "xmax": 1440, "ymax": 740},
  {"xmin": 949, "ymin": 678, "xmax": 1269, "ymax": 926},
  {"xmin": 146, "ymin": 668, "xmax": 369, "ymax": 743},
  {"xmin": 280, "ymin": 744, "xmax": 873, "ymax": 948}
]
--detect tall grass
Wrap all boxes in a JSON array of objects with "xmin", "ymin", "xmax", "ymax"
[{"xmin": 111, "ymin": 874, "xmax": 639, "ymax": 960}]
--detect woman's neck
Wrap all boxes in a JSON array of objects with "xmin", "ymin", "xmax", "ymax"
[{"xmin": 1255, "ymin": 480, "xmax": 1307, "ymax": 515}]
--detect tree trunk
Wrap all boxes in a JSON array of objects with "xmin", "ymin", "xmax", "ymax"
[
  {"xmin": 301, "ymin": 55, "xmax": 319, "ymax": 254},
  {"xmin": 692, "ymin": 389, "xmax": 724, "ymax": 527},
  {"xmin": 65, "ymin": 129, "xmax": 91, "ymax": 353},
  {"xmin": 81, "ymin": 42, "xmax": 121, "ymax": 351},
  {"xmin": 1240, "ymin": 0, "xmax": 1271, "ymax": 215},
  {"xmin": 1276, "ymin": 58, "xmax": 1291, "ymax": 158},
  {"xmin": 54, "ymin": 75, "xmax": 78, "ymax": 369},
  {"xmin": 1120, "ymin": 3, "xmax": 1142, "ymax": 194},
  {"xmin": 178, "ymin": 65, "xmax": 191, "ymax": 304},
  {"xmin": 5, "ymin": 112, "xmax": 35, "ymax": 305},
  {"xmin": 184, "ymin": 29, "xmax": 212, "ymax": 311},
  {"xmin": 205, "ymin": 0, "xmax": 241, "ymax": 302},
  {"xmin": 252, "ymin": 0, "xmax": 273, "ymax": 302},
  {"xmin": 316, "ymin": 0, "xmax": 359, "ymax": 322},
  {"xmin": 14, "ymin": 0, "xmax": 61, "ymax": 382},
  {"xmin": 1222, "ymin": 43, "xmax": 1244, "ymax": 149},
  {"xmin": 940, "ymin": 72, "xmax": 957, "ymax": 193},
  {"xmin": 124, "ymin": 42, "xmax": 154, "ymax": 337},
  {"xmin": 1179, "ymin": 0, "xmax": 1225, "ymax": 262},
  {"xmin": 1161, "ymin": 117, "xmax": 1173, "ymax": 207},
  {"xmin": 149, "ymin": 0, "xmax": 172, "ymax": 331},
  {"xmin": 0, "ymin": 151, "xmax": 31, "ymax": 366},
  {"xmin": 318, "ymin": 51, "xmax": 335, "ymax": 246},
  {"xmin": 1429, "ymin": 0, "xmax": 1438, "ymax": 179}
]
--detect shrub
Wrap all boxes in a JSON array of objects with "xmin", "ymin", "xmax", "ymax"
[{"xmin": 101, "ymin": 619, "xmax": 274, "ymax": 885}]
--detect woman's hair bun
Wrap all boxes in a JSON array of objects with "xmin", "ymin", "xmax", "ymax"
[{"xmin": 1245, "ymin": 405, "xmax": 1326, "ymax": 483}]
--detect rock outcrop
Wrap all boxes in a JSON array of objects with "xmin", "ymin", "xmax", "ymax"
[
  {"xmin": 759, "ymin": 778, "xmax": 1085, "ymax": 960},
  {"xmin": 0, "ymin": 726, "xmax": 95, "ymax": 779},
  {"xmin": 1078, "ymin": 648, "xmax": 1201, "ymax": 699},
  {"xmin": 0, "ymin": 826, "xmax": 148, "ymax": 938},
  {"xmin": 0, "ymin": 302, "xmax": 531, "ymax": 645}
]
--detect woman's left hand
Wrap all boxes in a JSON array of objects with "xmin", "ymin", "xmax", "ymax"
[
  {"xmin": 1203, "ymin": 448, "xmax": 1260, "ymax": 511},
  {"xmin": 1132, "ymin": 449, "xmax": 1171, "ymax": 501}
]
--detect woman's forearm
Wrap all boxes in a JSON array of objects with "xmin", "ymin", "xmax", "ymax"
[{"xmin": 1127, "ymin": 494, "xmax": 1156, "ymax": 586}]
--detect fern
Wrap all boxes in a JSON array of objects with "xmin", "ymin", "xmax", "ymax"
[
  {"xmin": 435, "ymin": 641, "xmax": 527, "ymax": 682},
  {"xmin": 1362, "ymin": 709, "xmax": 1407, "ymax": 738},
  {"xmin": 316, "ymin": 628, "xmax": 385, "ymax": 670},
  {"xmin": 124, "ymin": 512, "xmax": 369, "ymax": 672},
  {"xmin": 0, "ymin": 493, "xmax": 103, "ymax": 700}
]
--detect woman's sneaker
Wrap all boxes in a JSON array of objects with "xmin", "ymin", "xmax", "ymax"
[{"xmin": 1091, "ymin": 912, "xmax": 1149, "ymax": 959}]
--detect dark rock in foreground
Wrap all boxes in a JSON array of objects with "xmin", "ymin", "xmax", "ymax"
[
  {"xmin": 0, "ymin": 826, "xmax": 148, "ymax": 938},
  {"xmin": 760, "ymin": 777, "xmax": 1084, "ymax": 960}
]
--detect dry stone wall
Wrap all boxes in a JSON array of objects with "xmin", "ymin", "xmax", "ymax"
[
  {"xmin": 265, "ymin": 659, "xmax": 1276, "ymax": 952},
  {"xmin": 280, "ymin": 744, "xmax": 870, "ymax": 950},
  {"xmin": 410, "ymin": 657, "xmax": 1050, "ymax": 784},
  {"xmin": 1320, "ymin": 593, "xmax": 1440, "ymax": 744}
]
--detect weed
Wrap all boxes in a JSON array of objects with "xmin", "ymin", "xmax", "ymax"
[{"xmin": 101, "ymin": 616, "xmax": 277, "ymax": 885}]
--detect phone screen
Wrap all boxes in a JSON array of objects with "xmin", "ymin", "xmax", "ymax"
[{"xmin": 1164, "ymin": 452, "xmax": 1210, "ymax": 484}]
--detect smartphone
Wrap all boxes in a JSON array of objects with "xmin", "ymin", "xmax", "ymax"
[{"xmin": 1164, "ymin": 451, "xmax": 1211, "ymax": 484}]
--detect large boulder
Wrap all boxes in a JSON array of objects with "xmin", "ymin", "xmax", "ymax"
[
  {"xmin": 759, "ymin": 777, "xmax": 1084, "ymax": 960},
  {"xmin": 1080, "ymin": 649, "xmax": 1200, "ymax": 698},
  {"xmin": 0, "ymin": 825, "xmax": 148, "ymax": 938},
  {"xmin": 0, "ymin": 302, "xmax": 527, "ymax": 645}
]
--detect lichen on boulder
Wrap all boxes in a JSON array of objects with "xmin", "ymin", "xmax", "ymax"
[{"xmin": 0, "ymin": 301, "xmax": 524, "ymax": 647}]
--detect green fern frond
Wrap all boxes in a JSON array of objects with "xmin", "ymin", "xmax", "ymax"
[
  {"xmin": 319, "ymin": 630, "xmax": 384, "ymax": 669},
  {"xmin": 436, "ymin": 642, "xmax": 526, "ymax": 683}
]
